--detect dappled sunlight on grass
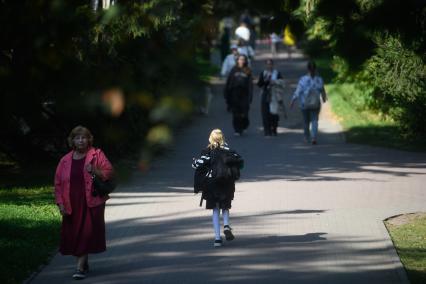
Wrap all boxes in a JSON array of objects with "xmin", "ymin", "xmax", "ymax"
[
  {"xmin": 385, "ymin": 214, "xmax": 426, "ymax": 284},
  {"xmin": 326, "ymin": 83, "xmax": 426, "ymax": 152},
  {"xmin": 0, "ymin": 186, "xmax": 60, "ymax": 283}
]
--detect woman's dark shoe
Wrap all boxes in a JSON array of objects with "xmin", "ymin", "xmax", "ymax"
[
  {"xmin": 83, "ymin": 262, "xmax": 89, "ymax": 273},
  {"xmin": 72, "ymin": 269, "xmax": 86, "ymax": 280},
  {"xmin": 214, "ymin": 239, "xmax": 223, "ymax": 247},
  {"xmin": 224, "ymin": 225, "xmax": 235, "ymax": 241}
]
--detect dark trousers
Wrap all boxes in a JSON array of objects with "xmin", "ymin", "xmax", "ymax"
[
  {"xmin": 261, "ymin": 94, "xmax": 279, "ymax": 135},
  {"xmin": 261, "ymin": 99, "xmax": 271, "ymax": 135},
  {"xmin": 232, "ymin": 111, "xmax": 249, "ymax": 133},
  {"xmin": 301, "ymin": 108, "xmax": 319, "ymax": 141},
  {"xmin": 270, "ymin": 114, "xmax": 279, "ymax": 135}
]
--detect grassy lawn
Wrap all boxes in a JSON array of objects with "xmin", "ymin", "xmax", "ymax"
[
  {"xmin": 0, "ymin": 186, "xmax": 60, "ymax": 284},
  {"xmin": 315, "ymin": 56, "xmax": 426, "ymax": 152},
  {"xmin": 385, "ymin": 214, "xmax": 426, "ymax": 284}
]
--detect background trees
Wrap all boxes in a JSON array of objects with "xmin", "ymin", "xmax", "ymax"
[
  {"xmin": 0, "ymin": 0, "xmax": 216, "ymax": 166},
  {"xmin": 1, "ymin": 0, "xmax": 424, "ymax": 169},
  {"xmin": 298, "ymin": 0, "xmax": 426, "ymax": 139}
]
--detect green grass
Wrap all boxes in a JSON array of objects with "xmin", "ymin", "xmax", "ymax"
[
  {"xmin": 0, "ymin": 186, "xmax": 60, "ymax": 284},
  {"xmin": 312, "ymin": 53, "xmax": 426, "ymax": 152},
  {"xmin": 385, "ymin": 216, "xmax": 426, "ymax": 284},
  {"xmin": 326, "ymin": 82, "xmax": 426, "ymax": 151},
  {"xmin": 315, "ymin": 54, "xmax": 338, "ymax": 83}
]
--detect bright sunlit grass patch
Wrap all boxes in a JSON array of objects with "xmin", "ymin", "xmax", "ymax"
[
  {"xmin": 0, "ymin": 186, "xmax": 60, "ymax": 284},
  {"xmin": 326, "ymin": 82, "xmax": 426, "ymax": 152},
  {"xmin": 385, "ymin": 214, "xmax": 426, "ymax": 284}
]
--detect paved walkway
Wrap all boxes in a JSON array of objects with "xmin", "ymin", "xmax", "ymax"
[{"xmin": 31, "ymin": 51, "xmax": 426, "ymax": 284}]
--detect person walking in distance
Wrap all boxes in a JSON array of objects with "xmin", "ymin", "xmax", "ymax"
[
  {"xmin": 290, "ymin": 61, "xmax": 327, "ymax": 144},
  {"xmin": 236, "ymin": 38, "xmax": 255, "ymax": 66},
  {"xmin": 270, "ymin": 33, "xmax": 280, "ymax": 57},
  {"xmin": 221, "ymin": 44, "xmax": 239, "ymax": 77},
  {"xmin": 224, "ymin": 55, "xmax": 253, "ymax": 136},
  {"xmin": 257, "ymin": 59, "xmax": 283, "ymax": 136},
  {"xmin": 192, "ymin": 129, "xmax": 244, "ymax": 247}
]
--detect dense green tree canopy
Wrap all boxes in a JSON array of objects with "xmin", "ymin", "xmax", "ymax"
[
  {"xmin": 1, "ymin": 0, "xmax": 424, "ymax": 167},
  {"xmin": 0, "ymin": 0, "xmax": 217, "ymax": 164},
  {"xmin": 299, "ymin": 0, "xmax": 426, "ymax": 137}
]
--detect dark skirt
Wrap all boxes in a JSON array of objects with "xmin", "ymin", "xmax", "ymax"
[
  {"xmin": 206, "ymin": 198, "xmax": 233, "ymax": 210},
  {"xmin": 59, "ymin": 158, "xmax": 106, "ymax": 256},
  {"xmin": 232, "ymin": 111, "xmax": 250, "ymax": 133},
  {"xmin": 261, "ymin": 90, "xmax": 280, "ymax": 135},
  {"xmin": 204, "ymin": 180, "xmax": 235, "ymax": 210},
  {"xmin": 229, "ymin": 87, "xmax": 251, "ymax": 133}
]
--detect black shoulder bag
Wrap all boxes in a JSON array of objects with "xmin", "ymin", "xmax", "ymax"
[
  {"xmin": 92, "ymin": 174, "xmax": 116, "ymax": 197},
  {"xmin": 91, "ymin": 151, "xmax": 116, "ymax": 197}
]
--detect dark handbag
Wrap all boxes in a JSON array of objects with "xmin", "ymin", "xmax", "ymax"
[{"xmin": 92, "ymin": 174, "xmax": 116, "ymax": 197}]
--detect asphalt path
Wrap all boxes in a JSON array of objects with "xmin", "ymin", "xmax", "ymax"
[{"xmin": 30, "ymin": 50, "xmax": 426, "ymax": 284}]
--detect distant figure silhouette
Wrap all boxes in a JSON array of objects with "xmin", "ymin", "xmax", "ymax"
[
  {"xmin": 224, "ymin": 55, "xmax": 253, "ymax": 136},
  {"xmin": 290, "ymin": 61, "xmax": 327, "ymax": 144},
  {"xmin": 221, "ymin": 44, "xmax": 239, "ymax": 77},
  {"xmin": 258, "ymin": 59, "xmax": 283, "ymax": 136}
]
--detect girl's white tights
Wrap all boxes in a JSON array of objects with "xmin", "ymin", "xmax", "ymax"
[{"xmin": 212, "ymin": 207, "xmax": 230, "ymax": 240}]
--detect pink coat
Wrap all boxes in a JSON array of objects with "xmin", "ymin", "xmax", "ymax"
[{"xmin": 54, "ymin": 147, "xmax": 113, "ymax": 215}]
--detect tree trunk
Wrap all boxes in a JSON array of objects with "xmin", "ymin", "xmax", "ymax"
[
  {"xmin": 91, "ymin": 0, "xmax": 99, "ymax": 12},
  {"xmin": 102, "ymin": 0, "xmax": 111, "ymax": 9}
]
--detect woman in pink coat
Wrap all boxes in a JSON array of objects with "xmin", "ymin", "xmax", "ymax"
[{"xmin": 54, "ymin": 125, "xmax": 113, "ymax": 280}]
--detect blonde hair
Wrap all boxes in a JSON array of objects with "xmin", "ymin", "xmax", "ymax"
[
  {"xmin": 208, "ymin": 129, "xmax": 225, "ymax": 149},
  {"xmin": 67, "ymin": 125, "xmax": 94, "ymax": 149}
]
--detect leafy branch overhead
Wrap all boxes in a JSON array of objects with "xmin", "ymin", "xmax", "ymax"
[
  {"xmin": 0, "ymin": 0, "xmax": 218, "ymax": 165},
  {"xmin": 298, "ymin": 0, "xmax": 426, "ymax": 138}
]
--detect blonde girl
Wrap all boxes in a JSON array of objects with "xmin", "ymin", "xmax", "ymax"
[{"xmin": 192, "ymin": 129, "xmax": 243, "ymax": 247}]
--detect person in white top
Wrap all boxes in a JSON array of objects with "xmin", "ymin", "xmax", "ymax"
[
  {"xmin": 221, "ymin": 44, "xmax": 239, "ymax": 77},
  {"xmin": 270, "ymin": 32, "xmax": 280, "ymax": 57},
  {"xmin": 237, "ymin": 39, "xmax": 254, "ymax": 66},
  {"xmin": 290, "ymin": 61, "xmax": 327, "ymax": 144}
]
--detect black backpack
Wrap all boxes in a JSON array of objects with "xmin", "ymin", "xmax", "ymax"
[{"xmin": 210, "ymin": 148, "xmax": 243, "ymax": 182}]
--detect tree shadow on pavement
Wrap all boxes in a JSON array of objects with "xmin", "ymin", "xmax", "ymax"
[
  {"xmin": 34, "ymin": 209, "xmax": 404, "ymax": 284},
  {"xmin": 95, "ymin": 51, "xmax": 423, "ymax": 284},
  {"xmin": 83, "ymin": 213, "xmax": 402, "ymax": 284},
  {"xmin": 121, "ymin": 128, "xmax": 426, "ymax": 196},
  {"xmin": 236, "ymin": 132, "xmax": 426, "ymax": 183}
]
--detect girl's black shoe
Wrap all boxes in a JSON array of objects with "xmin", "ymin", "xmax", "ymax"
[
  {"xmin": 224, "ymin": 225, "xmax": 235, "ymax": 241},
  {"xmin": 72, "ymin": 269, "xmax": 86, "ymax": 280},
  {"xmin": 214, "ymin": 239, "xmax": 223, "ymax": 247}
]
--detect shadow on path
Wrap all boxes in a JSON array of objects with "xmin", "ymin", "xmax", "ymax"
[{"xmin": 29, "ymin": 49, "xmax": 426, "ymax": 284}]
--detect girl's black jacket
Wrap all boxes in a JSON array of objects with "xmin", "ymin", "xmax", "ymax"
[{"xmin": 192, "ymin": 145, "xmax": 243, "ymax": 209}]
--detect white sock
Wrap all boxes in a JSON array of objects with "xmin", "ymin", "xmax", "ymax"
[
  {"xmin": 222, "ymin": 209, "xmax": 230, "ymax": 227},
  {"xmin": 212, "ymin": 207, "xmax": 221, "ymax": 240}
]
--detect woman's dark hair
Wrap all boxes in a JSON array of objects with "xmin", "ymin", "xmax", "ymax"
[
  {"xmin": 307, "ymin": 61, "xmax": 316, "ymax": 71},
  {"xmin": 266, "ymin": 59, "xmax": 274, "ymax": 65},
  {"xmin": 237, "ymin": 54, "xmax": 251, "ymax": 75}
]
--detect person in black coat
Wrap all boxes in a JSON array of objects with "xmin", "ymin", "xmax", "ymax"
[
  {"xmin": 257, "ymin": 59, "xmax": 283, "ymax": 136},
  {"xmin": 224, "ymin": 55, "xmax": 253, "ymax": 136},
  {"xmin": 192, "ymin": 129, "xmax": 243, "ymax": 247}
]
